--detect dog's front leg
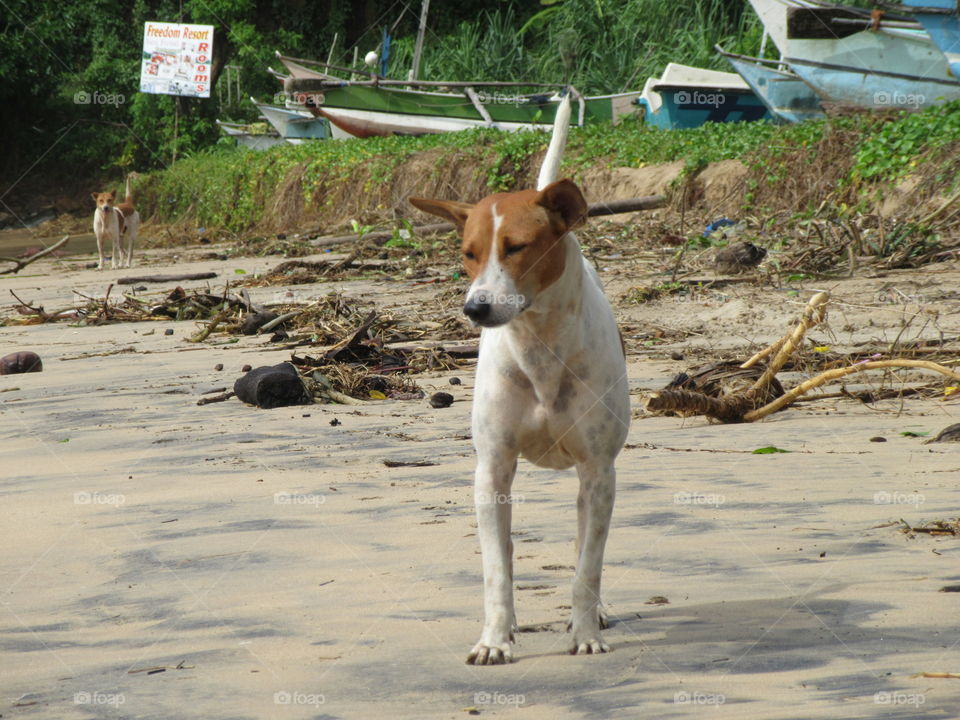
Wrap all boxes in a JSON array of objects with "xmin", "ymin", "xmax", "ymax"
[
  {"xmin": 467, "ymin": 456, "xmax": 518, "ymax": 665},
  {"xmin": 570, "ymin": 460, "xmax": 616, "ymax": 655},
  {"xmin": 95, "ymin": 234, "xmax": 105, "ymax": 270}
]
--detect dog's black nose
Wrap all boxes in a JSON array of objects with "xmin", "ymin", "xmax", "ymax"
[{"xmin": 463, "ymin": 297, "xmax": 491, "ymax": 323}]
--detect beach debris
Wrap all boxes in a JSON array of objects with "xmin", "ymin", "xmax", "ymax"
[
  {"xmin": 0, "ymin": 351, "xmax": 42, "ymax": 374},
  {"xmin": 429, "ymin": 391, "xmax": 454, "ymax": 408},
  {"xmin": 197, "ymin": 390, "xmax": 235, "ymax": 406},
  {"xmin": 0, "ymin": 235, "xmax": 70, "ymax": 275},
  {"xmin": 714, "ymin": 241, "xmax": 767, "ymax": 274},
  {"xmin": 116, "ymin": 272, "xmax": 218, "ymax": 285},
  {"xmin": 449, "ymin": 377, "xmax": 462, "ymax": 385},
  {"xmin": 187, "ymin": 306, "xmax": 232, "ymax": 343},
  {"xmin": 924, "ymin": 423, "xmax": 960, "ymax": 444},
  {"xmin": 233, "ymin": 362, "xmax": 311, "ymax": 409},
  {"xmin": 240, "ymin": 310, "xmax": 278, "ymax": 334},
  {"xmin": 659, "ymin": 361, "xmax": 783, "ymax": 417},
  {"xmin": 645, "ymin": 292, "xmax": 960, "ymax": 423},
  {"xmin": 900, "ymin": 518, "xmax": 960, "ymax": 537},
  {"xmin": 383, "ymin": 459, "xmax": 439, "ymax": 467},
  {"xmin": 703, "ymin": 218, "xmax": 736, "ymax": 238}
]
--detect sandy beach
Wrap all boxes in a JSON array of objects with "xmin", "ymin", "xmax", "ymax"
[{"xmin": 2, "ymin": 239, "xmax": 959, "ymax": 719}]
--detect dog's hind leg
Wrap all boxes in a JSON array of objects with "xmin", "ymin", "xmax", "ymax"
[{"xmin": 123, "ymin": 213, "xmax": 139, "ymax": 268}]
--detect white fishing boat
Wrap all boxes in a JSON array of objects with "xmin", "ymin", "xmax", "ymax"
[{"xmin": 748, "ymin": 0, "xmax": 960, "ymax": 109}]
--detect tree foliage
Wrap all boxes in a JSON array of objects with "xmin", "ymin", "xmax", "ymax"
[{"xmin": 1, "ymin": 0, "xmax": 757, "ymax": 185}]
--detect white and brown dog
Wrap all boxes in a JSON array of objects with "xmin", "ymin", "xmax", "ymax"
[
  {"xmin": 410, "ymin": 97, "xmax": 630, "ymax": 664},
  {"xmin": 92, "ymin": 173, "xmax": 140, "ymax": 269}
]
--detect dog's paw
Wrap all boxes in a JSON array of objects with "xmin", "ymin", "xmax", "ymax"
[
  {"xmin": 467, "ymin": 641, "xmax": 513, "ymax": 665},
  {"xmin": 571, "ymin": 637, "xmax": 610, "ymax": 655}
]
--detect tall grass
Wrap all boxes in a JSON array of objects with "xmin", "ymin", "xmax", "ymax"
[{"xmin": 385, "ymin": 0, "xmax": 765, "ymax": 94}]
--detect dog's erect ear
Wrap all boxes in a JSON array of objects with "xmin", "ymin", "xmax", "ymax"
[
  {"xmin": 91, "ymin": 192, "xmax": 99, "ymax": 203},
  {"xmin": 409, "ymin": 197, "xmax": 474, "ymax": 232},
  {"xmin": 535, "ymin": 179, "xmax": 587, "ymax": 232}
]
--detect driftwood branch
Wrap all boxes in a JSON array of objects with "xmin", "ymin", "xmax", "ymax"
[
  {"xmin": 742, "ymin": 291, "xmax": 829, "ymax": 373},
  {"xmin": 187, "ymin": 306, "xmax": 232, "ymax": 343},
  {"xmin": 116, "ymin": 272, "xmax": 218, "ymax": 285},
  {"xmin": 743, "ymin": 360, "xmax": 960, "ymax": 421},
  {"xmin": 646, "ymin": 291, "xmax": 960, "ymax": 423},
  {"xmin": 309, "ymin": 196, "xmax": 667, "ymax": 249},
  {"xmin": 0, "ymin": 235, "xmax": 70, "ymax": 274}
]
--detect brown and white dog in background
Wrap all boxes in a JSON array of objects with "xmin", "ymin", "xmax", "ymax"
[{"xmin": 92, "ymin": 173, "xmax": 140, "ymax": 269}]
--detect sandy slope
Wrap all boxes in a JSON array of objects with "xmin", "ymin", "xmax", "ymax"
[{"xmin": 1, "ymin": 247, "xmax": 959, "ymax": 719}]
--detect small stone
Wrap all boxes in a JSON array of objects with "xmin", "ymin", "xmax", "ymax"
[
  {"xmin": 214, "ymin": 363, "xmax": 224, "ymax": 371},
  {"xmin": 670, "ymin": 351, "xmax": 684, "ymax": 361},
  {"xmin": 330, "ymin": 418, "xmax": 341, "ymax": 426},
  {"xmin": 449, "ymin": 377, "xmax": 462, "ymax": 386},
  {"xmin": 869, "ymin": 436, "xmax": 887, "ymax": 442},
  {"xmin": 429, "ymin": 392, "xmax": 454, "ymax": 409},
  {"xmin": 242, "ymin": 364, "xmax": 252, "ymax": 372},
  {"xmin": 164, "ymin": 328, "xmax": 174, "ymax": 336}
]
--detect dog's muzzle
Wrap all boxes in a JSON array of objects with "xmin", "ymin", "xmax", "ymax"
[
  {"xmin": 463, "ymin": 292, "xmax": 528, "ymax": 328},
  {"xmin": 463, "ymin": 296, "xmax": 493, "ymax": 325}
]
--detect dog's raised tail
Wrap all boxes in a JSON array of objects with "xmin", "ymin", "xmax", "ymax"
[
  {"xmin": 536, "ymin": 94, "xmax": 571, "ymax": 191},
  {"xmin": 124, "ymin": 172, "xmax": 139, "ymax": 204}
]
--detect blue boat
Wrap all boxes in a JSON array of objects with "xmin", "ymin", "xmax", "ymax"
[
  {"xmin": 902, "ymin": 0, "xmax": 960, "ymax": 78},
  {"xmin": 749, "ymin": 0, "xmax": 960, "ymax": 110},
  {"xmin": 637, "ymin": 63, "xmax": 771, "ymax": 129},
  {"xmin": 718, "ymin": 46, "xmax": 825, "ymax": 124},
  {"xmin": 250, "ymin": 97, "xmax": 333, "ymax": 143}
]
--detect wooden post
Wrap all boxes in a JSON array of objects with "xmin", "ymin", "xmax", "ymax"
[
  {"xmin": 409, "ymin": 0, "xmax": 430, "ymax": 82},
  {"xmin": 172, "ymin": 95, "xmax": 181, "ymax": 164}
]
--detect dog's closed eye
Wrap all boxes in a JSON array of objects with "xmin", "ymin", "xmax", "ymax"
[
  {"xmin": 465, "ymin": 250, "xmax": 476, "ymax": 260},
  {"xmin": 504, "ymin": 244, "xmax": 526, "ymax": 256}
]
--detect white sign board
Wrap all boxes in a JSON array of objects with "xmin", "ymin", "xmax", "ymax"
[{"xmin": 139, "ymin": 22, "xmax": 215, "ymax": 97}]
